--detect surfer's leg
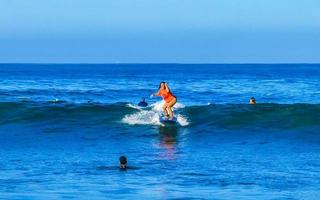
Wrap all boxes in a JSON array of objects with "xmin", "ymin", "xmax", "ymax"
[
  {"xmin": 166, "ymin": 107, "xmax": 171, "ymax": 115},
  {"xmin": 167, "ymin": 98, "xmax": 177, "ymax": 119},
  {"xmin": 162, "ymin": 104, "xmax": 169, "ymax": 117}
]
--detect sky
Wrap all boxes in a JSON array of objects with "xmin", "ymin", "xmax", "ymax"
[{"xmin": 0, "ymin": 0, "xmax": 319, "ymax": 63}]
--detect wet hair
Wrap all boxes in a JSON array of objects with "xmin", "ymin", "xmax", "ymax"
[
  {"xmin": 250, "ymin": 97, "xmax": 255, "ymax": 101},
  {"xmin": 119, "ymin": 156, "xmax": 127, "ymax": 165},
  {"xmin": 158, "ymin": 82, "xmax": 166, "ymax": 89}
]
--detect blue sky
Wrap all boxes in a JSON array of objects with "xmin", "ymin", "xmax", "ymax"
[{"xmin": 0, "ymin": 0, "xmax": 319, "ymax": 63}]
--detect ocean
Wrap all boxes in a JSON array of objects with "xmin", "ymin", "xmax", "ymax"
[{"xmin": 0, "ymin": 64, "xmax": 320, "ymax": 199}]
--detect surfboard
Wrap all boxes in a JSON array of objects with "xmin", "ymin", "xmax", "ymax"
[{"xmin": 160, "ymin": 116, "xmax": 178, "ymax": 124}]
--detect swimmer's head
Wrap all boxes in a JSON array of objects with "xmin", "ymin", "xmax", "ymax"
[
  {"xmin": 119, "ymin": 156, "xmax": 127, "ymax": 169},
  {"xmin": 250, "ymin": 97, "xmax": 256, "ymax": 105}
]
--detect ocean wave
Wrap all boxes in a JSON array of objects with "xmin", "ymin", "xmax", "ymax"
[
  {"xmin": 183, "ymin": 103, "xmax": 320, "ymax": 129},
  {"xmin": 0, "ymin": 101, "xmax": 319, "ymax": 129}
]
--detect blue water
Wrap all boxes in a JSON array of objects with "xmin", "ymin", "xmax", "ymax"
[{"xmin": 0, "ymin": 64, "xmax": 320, "ymax": 199}]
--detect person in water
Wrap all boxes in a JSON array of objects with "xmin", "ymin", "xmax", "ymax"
[
  {"xmin": 250, "ymin": 97, "xmax": 256, "ymax": 105},
  {"xmin": 119, "ymin": 156, "xmax": 127, "ymax": 169},
  {"xmin": 97, "ymin": 156, "xmax": 139, "ymax": 171},
  {"xmin": 138, "ymin": 97, "xmax": 148, "ymax": 107},
  {"xmin": 152, "ymin": 82, "xmax": 177, "ymax": 120}
]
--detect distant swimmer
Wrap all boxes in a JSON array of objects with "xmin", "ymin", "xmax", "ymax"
[
  {"xmin": 152, "ymin": 82, "xmax": 177, "ymax": 120},
  {"xmin": 138, "ymin": 97, "xmax": 148, "ymax": 107},
  {"xmin": 119, "ymin": 156, "xmax": 128, "ymax": 169},
  {"xmin": 96, "ymin": 156, "xmax": 139, "ymax": 171},
  {"xmin": 250, "ymin": 97, "xmax": 256, "ymax": 105}
]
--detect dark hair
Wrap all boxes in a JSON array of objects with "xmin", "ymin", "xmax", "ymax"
[
  {"xmin": 250, "ymin": 97, "xmax": 255, "ymax": 100},
  {"xmin": 119, "ymin": 156, "xmax": 127, "ymax": 165},
  {"xmin": 159, "ymin": 82, "xmax": 166, "ymax": 89}
]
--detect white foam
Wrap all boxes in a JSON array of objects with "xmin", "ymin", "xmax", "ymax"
[
  {"xmin": 122, "ymin": 110, "xmax": 160, "ymax": 125},
  {"xmin": 122, "ymin": 101, "xmax": 189, "ymax": 126}
]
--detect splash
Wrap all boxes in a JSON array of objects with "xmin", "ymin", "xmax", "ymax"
[
  {"xmin": 122, "ymin": 101, "xmax": 189, "ymax": 126},
  {"xmin": 122, "ymin": 110, "xmax": 161, "ymax": 125}
]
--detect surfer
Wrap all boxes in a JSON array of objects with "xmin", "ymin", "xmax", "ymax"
[
  {"xmin": 152, "ymin": 82, "xmax": 177, "ymax": 120},
  {"xmin": 250, "ymin": 97, "xmax": 256, "ymax": 105},
  {"xmin": 138, "ymin": 97, "xmax": 148, "ymax": 107}
]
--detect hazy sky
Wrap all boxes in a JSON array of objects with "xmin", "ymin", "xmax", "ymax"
[{"xmin": 0, "ymin": 0, "xmax": 319, "ymax": 63}]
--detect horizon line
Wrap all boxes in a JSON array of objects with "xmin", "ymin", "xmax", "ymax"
[{"xmin": 0, "ymin": 62, "xmax": 319, "ymax": 65}]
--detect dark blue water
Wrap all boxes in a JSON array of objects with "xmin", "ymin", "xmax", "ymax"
[{"xmin": 0, "ymin": 64, "xmax": 320, "ymax": 199}]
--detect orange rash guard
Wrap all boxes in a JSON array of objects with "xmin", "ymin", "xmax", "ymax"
[{"xmin": 158, "ymin": 89, "xmax": 176, "ymax": 103}]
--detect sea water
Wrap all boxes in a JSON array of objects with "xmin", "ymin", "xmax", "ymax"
[{"xmin": 0, "ymin": 64, "xmax": 320, "ymax": 199}]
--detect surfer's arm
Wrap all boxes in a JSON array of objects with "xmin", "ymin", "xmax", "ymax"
[
  {"xmin": 151, "ymin": 91, "xmax": 160, "ymax": 97},
  {"xmin": 165, "ymin": 83, "xmax": 170, "ymax": 92}
]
